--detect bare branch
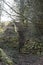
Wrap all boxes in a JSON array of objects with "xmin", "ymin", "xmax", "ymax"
[
  {"xmin": 2, "ymin": 8, "xmax": 15, "ymax": 20},
  {"xmin": 2, "ymin": 0, "xmax": 30, "ymax": 21}
]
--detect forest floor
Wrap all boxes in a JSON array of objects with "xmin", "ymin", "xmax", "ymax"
[
  {"xmin": 0, "ymin": 55, "xmax": 43, "ymax": 65},
  {"xmin": 17, "ymin": 53, "xmax": 43, "ymax": 65},
  {"xmin": 0, "ymin": 48, "xmax": 43, "ymax": 65}
]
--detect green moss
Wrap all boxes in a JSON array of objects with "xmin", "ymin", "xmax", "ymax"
[{"xmin": 0, "ymin": 48, "xmax": 13, "ymax": 65}]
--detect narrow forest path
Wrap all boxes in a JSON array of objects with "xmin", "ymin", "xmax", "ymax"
[
  {"xmin": 0, "ymin": 48, "xmax": 43, "ymax": 65},
  {"xmin": 17, "ymin": 54, "xmax": 43, "ymax": 65}
]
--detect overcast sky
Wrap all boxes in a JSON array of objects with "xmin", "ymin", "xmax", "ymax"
[{"xmin": 1, "ymin": 0, "xmax": 17, "ymax": 22}]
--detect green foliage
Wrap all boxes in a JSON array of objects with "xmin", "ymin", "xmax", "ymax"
[
  {"xmin": 22, "ymin": 39, "xmax": 43, "ymax": 55},
  {"xmin": 0, "ymin": 34, "xmax": 19, "ymax": 48}
]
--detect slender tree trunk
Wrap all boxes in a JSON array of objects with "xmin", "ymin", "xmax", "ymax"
[
  {"xmin": 18, "ymin": 0, "xmax": 25, "ymax": 52},
  {"xmin": 18, "ymin": 30, "xmax": 25, "ymax": 52}
]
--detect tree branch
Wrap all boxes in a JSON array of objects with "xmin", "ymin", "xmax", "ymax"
[{"xmin": 2, "ymin": 0, "xmax": 31, "ymax": 21}]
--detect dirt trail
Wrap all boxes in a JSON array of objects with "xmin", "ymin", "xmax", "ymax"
[
  {"xmin": 0, "ymin": 54, "xmax": 43, "ymax": 65},
  {"xmin": 0, "ymin": 48, "xmax": 43, "ymax": 65},
  {"xmin": 17, "ymin": 54, "xmax": 43, "ymax": 65}
]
